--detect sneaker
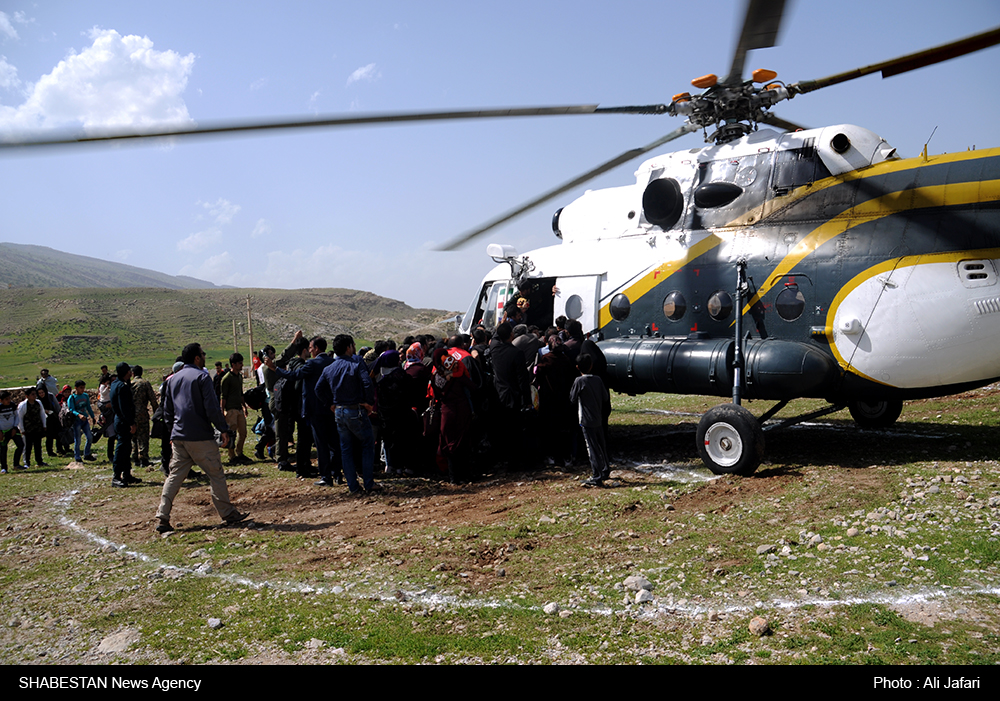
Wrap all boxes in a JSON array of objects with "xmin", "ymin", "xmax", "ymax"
[
  {"xmin": 124, "ymin": 475, "xmax": 142, "ymax": 484},
  {"xmin": 224, "ymin": 511, "xmax": 251, "ymax": 526},
  {"xmin": 364, "ymin": 483, "xmax": 383, "ymax": 494},
  {"xmin": 155, "ymin": 520, "xmax": 173, "ymax": 534},
  {"xmin": 276, "ymin": 461, "xmax": 295, "ymax": 472},
  {"xmin": 1, "ymin": 468, "xmax": 6, "ymax": 474},
  {"xmin": 581, "ymin": 477, "xmax": 603, "ymax": 488},
  {"xmin": 84, "ymin": 455, "xmax": 98, "ymax": 462},
  {"xmin": 111, "ymin": 478, "xmax": 128, "ymax": 488},
  {"xmin": 314, "ymin": 478, "xmax": 333, "ymax": 487}
]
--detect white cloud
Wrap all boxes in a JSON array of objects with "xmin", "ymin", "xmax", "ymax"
[
  {"xmin": 13, "ymin": 12, "xmax": 34, "ymax": 25},
  {"xmin": 0, "ymin": 27, "xmax": 195, "ymax": 134},
  {"xmin": 0, "ymin": 56, "xmax": 19, "ymax": 90},
  {"xmin": 115, "ymin": 249, "xmax": 132, "ymax": 261},
  {"xmin": 0, "ymin": 12, "xmax": 18, "ymax": 40},
  {"xmin": 177, "ymin": 228, "xmax": 222, "ymax": 253},
  {"xmin": 249, "ymin": 77, "xmax": 266, "ymax": 91},
  {"xmin": 203, "ymin": 198, "xmax": 240, "ymax": 225},
  {"xmin": 179, "ymin": 198, "xmax": 240, "ymax": 252},
  {"xmin": 346, "ymin": 63, "xmax": 380, "ymax": 86},
  {"xmin": 179, "ymin": 251, "xmax": 234, "ymax": 283},
  {"xmin": 251, "ymin": 218, "xmax": 271, "ymax": 239}
]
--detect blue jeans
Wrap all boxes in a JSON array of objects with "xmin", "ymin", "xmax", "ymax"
[
  {"xmin": 73, "ymin": 420, "xmax": 93, "ymax": 461},
  {"xmin": 335, "ymin": 406, "xmax": 375, "ymax": 492}
]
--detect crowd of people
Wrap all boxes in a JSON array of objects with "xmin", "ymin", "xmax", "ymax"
[{"xmin": 0, "ymin": 297, "xmax": 616, "ymax": 530}]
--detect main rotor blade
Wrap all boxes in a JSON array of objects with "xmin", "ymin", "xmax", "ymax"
[
  {"xmin": 759, "ymin": 112, "xmax": 808, "ymax": 132},
  {"xmin": 0, "ymin": 104, "xmax": 668, "ymax": 150},
  {"xmin": 791, "ymin": 26, "xmax": 1000, "ymax": 94},
  {"xmin": 437, "ymin": 124, "xmax": 698, "ymax": 251},
  {"xmin": 725, "ymin": 0, "xmax": 788, "ymax": 85}
]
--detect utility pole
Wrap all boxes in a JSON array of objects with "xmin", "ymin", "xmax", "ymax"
[
  {"xmin": 232, "ymin": 319, "xmax": 238, "ymax": 353},
  {"xmin": 246, "ymin": 294, "xmax": 255, "ymax": 380}
]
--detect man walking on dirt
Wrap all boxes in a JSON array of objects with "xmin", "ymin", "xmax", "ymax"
[{"xmin": 155, "ymin": 342, "xmax": 249, "ymax": 533}]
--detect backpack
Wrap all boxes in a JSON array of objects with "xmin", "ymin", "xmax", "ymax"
[
  {"xmin": 272, "ymin": 376, "xmax": 300, "ymax": 417},
  {"xmin": 243, "ymin": 384, "xmax": 266, "ymax": 411}
]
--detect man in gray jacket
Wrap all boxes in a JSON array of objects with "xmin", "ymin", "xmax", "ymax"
[{"xmin": 155, "ymin": 342, "xmax": 250, "ymax": 533}]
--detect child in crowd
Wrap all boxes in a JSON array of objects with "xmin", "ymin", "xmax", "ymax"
[{"xmin": 569, "ymin": 353, "xmax": 611, "ymax": 487}]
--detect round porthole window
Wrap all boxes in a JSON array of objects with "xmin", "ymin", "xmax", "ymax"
[
  {"xmin": 610, "ymin": 293, "xmax": 631, "ymax": 321},
  {"xmin": 662, "ymin": 290, "xmax": 686, "ymax": 321},
  {"xmin": 775, "ymin": 285, "xmax": 805, "ymax": 321},
  {"xmin": 707, "ymin": 290, "xmax": 733, "ymax": 321},
  {"xmin": 565, "ymin": 294, "xmax": 584, "ymax": 320}
]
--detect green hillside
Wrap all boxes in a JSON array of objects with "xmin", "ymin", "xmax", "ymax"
[{"xmin": 0, "ymin": 287, "xmax": 453, "ymax": 384}]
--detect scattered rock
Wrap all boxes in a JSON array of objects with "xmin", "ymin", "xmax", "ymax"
[
  {"xmin": 543, "ymin": 602, "xmax": 560, "ymax": 615},
  {"xmin": 623, "ymin": 574, "xmax": 653, "ymax": 592},
  {"xmin": 635, "ymin": 589, "xmax": 653, "ymax": 604},
  {"xmin": 207, "ymin": 618, "xmax": 223, "ymax": 629},
  {"xmin": 748, "ymin": 616, "xmax": 770, "ymax": 636},
  {"xmin": 756, "ymin": 544, "xmax": 776, "ymax": 555},
  {"xmin": 96, "ymin": 627, "xmax": 141, "ymax": 654}
]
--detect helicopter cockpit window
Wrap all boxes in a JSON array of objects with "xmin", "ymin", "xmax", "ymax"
[
  {"xmin": 462, "ymin": 282, "xmax": 491, "ymax": 333},
  {"xmin": 609, "ymin": 293, "xmax": 631, "ymax": 321},
  {"xmin": 707, "ymin": 290, "xmax": 733, "ymax": 321},
  {"xmin": 775, "ymin": 284, "xmax": 805, "ymax": 321},
  {"xmin": 481, "ymin": 280, "xmax": 515, "ymax": 331},
  {"xmin": 663, "ymin": 290, "xmax": 686, "ymax": 321}
]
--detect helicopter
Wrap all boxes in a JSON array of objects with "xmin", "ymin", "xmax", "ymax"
[{"xmin": 2, "ymin": 1, "xmax": 999, "ymax": 475}]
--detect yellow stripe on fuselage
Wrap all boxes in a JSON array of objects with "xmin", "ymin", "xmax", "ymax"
[
  {"xmin": 598, "ymin": 233, "xmax": 723, "ymax": 328},
  {"xmin": 742, "ymin": 178, "xmax": 1000, "ymax": 315},
  {"xmin": 824, "ymin": 246, "xmax": 1000, "ymax": 383},
  {"xmin": 596, "ymin": 147, "xmax": 1000, "ymax": 329}
]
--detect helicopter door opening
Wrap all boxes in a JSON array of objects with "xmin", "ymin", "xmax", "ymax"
[
  {"xmin": 554, "ymin": 275, "xmax": 602, "ymax": 334},
  {"xmin": 464, "ymin": 279, "xmax": 517, "ymax": 332}
]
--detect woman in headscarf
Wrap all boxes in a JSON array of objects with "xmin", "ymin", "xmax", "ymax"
[{"xmin": 429, "ymin": 347, "xmax": 475, "ymax": 484}]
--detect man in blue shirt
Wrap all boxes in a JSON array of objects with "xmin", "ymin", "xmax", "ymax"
[
  {"xmin": 155, "ymin": 342, "xmax": 250, "ymax": 533},
  {"xmin": 316, "ymin": 334, "xmax": 378, "ymax": 495}
]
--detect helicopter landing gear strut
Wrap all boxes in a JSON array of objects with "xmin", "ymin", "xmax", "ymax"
[{"xmin": 697, "ymin": 258, "xmax": 766, "ymax": 476}]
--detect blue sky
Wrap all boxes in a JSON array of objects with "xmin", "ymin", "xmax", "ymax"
[{"xmin": 1, "ymin": 0, "xmax": 998, "ymax": 310}]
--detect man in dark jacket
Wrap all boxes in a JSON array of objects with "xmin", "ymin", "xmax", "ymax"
[
  {"xmin": 490, "ymin": 322, "xmax": 538, "ymax": 465},
  {"xmin": 272, "ymin": 334, "xmax": 310, "ymax": 475},
  {"xmin": 265, "ymin": 333, "xmax": 341, "ymax": 486},
  {"xmin": 109, "ymin": 361, "xmax": 137, "ymax": 487}
]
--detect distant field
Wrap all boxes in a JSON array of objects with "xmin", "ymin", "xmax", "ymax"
[{"xmin": 0, "ymin": 286, "xmax": 453, "ymax": 385}]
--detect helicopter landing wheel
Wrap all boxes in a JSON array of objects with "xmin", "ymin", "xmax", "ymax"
[
  {"xmin": 696, "ymin": 404, "xmax": 765, "ymax": 476},
  {"xmin": 847, "ymin": 399, "xmax": 903, "ymax": 429}
]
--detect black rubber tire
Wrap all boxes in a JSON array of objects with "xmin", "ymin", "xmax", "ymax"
[
  {"xmin": 848, "ymin": 399, "xmax": 903, "ymax": 429},
  {"xmin": 696, "ymin": 404, "xmax": 765, "ymax": 476}
]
